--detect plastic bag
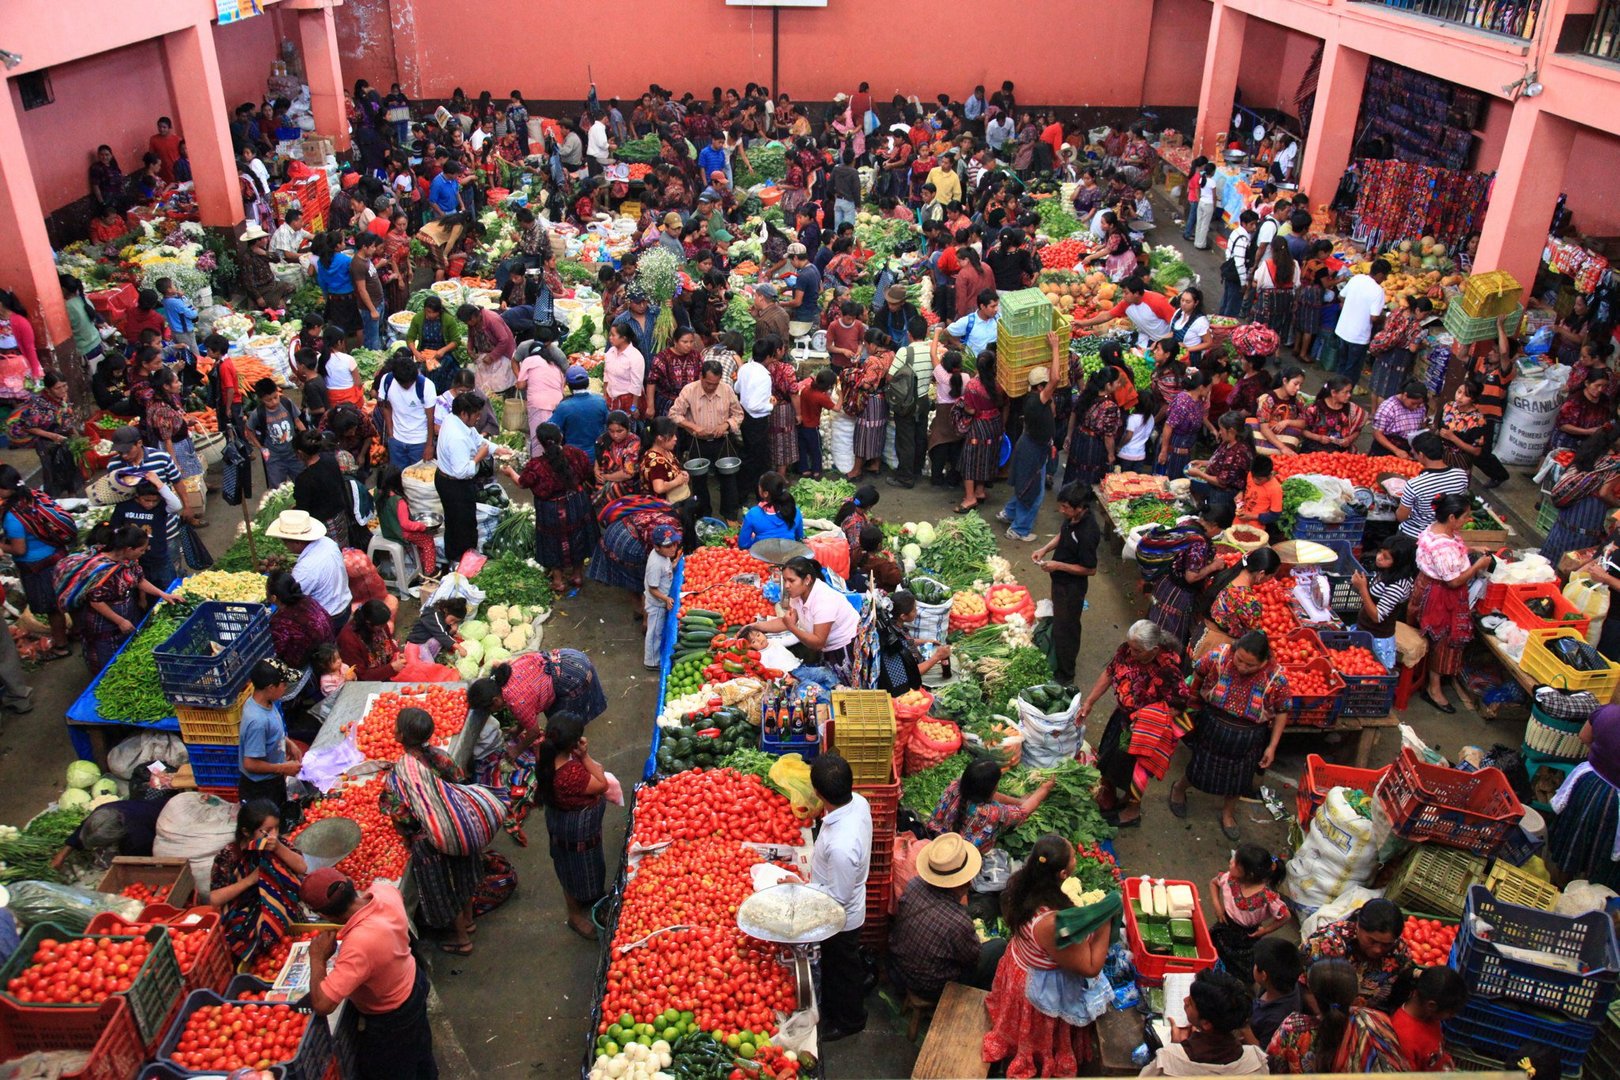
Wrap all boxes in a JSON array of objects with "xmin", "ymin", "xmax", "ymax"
[
  {"xmin": 4, "ymin": 881, "xmax": 143, "ymax": 933},
  {"xmin": 1566, "ymin": 572, "xmax": 1611, "ymax": 645},
  {"xmin": 1296, "ymin": 498, "xmax": 1345, "ymax": 524},
  {"xmin": 1015, "ymin": 694, "xmax": 1084, "ymax": 768},
  {"xmin": 429, "ymin": 571, "xmax": 486, "ymax": 616},
  {"xmin": 828, "ymin": 414, "xmax": 856, "ymax": 476},
  {"xmin": 1298, "ymin": 884, "xmax": 1384, "ymax": 940},
  {"xmin": 107, "ymin": 732, "xmax": 188, "ymax": 781},
  {"xmin": 152, "ymin": 791, "xmax": 239, "ymax": 903},
  {"xmin": 972, "ymin": 847, "xmax": 1014, "ymax": 893},
  {"xmin": 768, "ymin": 754, "xmax": 821, "ymax": 819}
]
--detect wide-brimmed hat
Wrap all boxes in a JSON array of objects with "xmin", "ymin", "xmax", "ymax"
[
  {"xmin": 885, "ymin": 284, "xmax": 908, "ymax": 304},
  {"xmin": 240, "ymin": 224, "xmax": 269, "ymax": 242},
  {"xmin": 916, "ymin": 833, "xmax": 982, "ymax": 888},
  {"xmin": 1028, "ymin": 367, "xmax": 1051, "ymax": 387},
  {"xmin": 263, "ymin": 509, "xmax": 326, "ymax": 542}
]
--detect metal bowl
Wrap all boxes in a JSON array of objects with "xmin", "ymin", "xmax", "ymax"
[
  {"xmin": 685, "ymin": 457, "xmax": 712, "ymax": 478},
  {"xmin": 714, "ymin": 456, "xmax": 742, "ymax": 476},
  {"xmin": 295, "ymin": 817, "xmax": 361, "ymax": 871},
  {"xmin": 417, "ymin": 511, "xmax": 444, "ymax": 533}
]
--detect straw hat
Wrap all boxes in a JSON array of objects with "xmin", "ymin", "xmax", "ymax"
[
  {"xmin": 263, "ymin": 509, "xmax": 326, "ymax": 542},
  {"xmin": 240, "ymin": 223, "xmax": 268, "ymax": 242},
  {"xmin": 915, "ymin": 833, "xmax": 982, "ymax": 889}
]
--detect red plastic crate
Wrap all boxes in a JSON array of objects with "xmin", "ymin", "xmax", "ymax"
[
  {"xmin": 1279, "ymin": 657, "xmax": 1346, "ymax": 727},
  {"xmin": 1122, "ymin": 878, "xmax": 1217, "ymax": 986},
  {"xmin": 1296, "ymin": 754, "xmax": 1391, "ymax": 826},
  {"xmin": 1503, "ymin": 583, "xmax": 1592, "ymax": 639},
  {"xmin": 1375, "ymin": 748, "xmax": 1524, "ymax": 855},
  {"xmin": 1277, "ymin": 626, "xmax": 1327, "ymax": 665},
  {"xmin": 855, "ymin": 777, "xmax": 901, "ymax": 839},
  {"xmin": 1479, "ymin": 582, "xmax": 1508, "ymax": 615},
  {"xmin": 84, "ymin": 908, "xmax": 230, "ymax": 996},
  {"xmin": 0, "ymin": 996, "xmax": 145, "ymax": 1080}
]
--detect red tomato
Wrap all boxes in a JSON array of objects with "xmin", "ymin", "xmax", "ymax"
[
  {"xmin": 171, "ymin": 1002, "xmax": 310, "ymax": 1071},
  {"xmin": 5, "ymin": 936, "xmax": 153, "ymax": 1004}
]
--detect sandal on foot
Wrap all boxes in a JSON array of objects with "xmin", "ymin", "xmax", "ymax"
[
  {"xmin": 439, "ymin": 941, "xmax": 473, "ymax": 956},
  {"xmin": 1168, "ymin": 791, "xmax": 1189, "ymax": 818},
  {"xmin": 953, "ymin": 502, "xmax": 978, "ymax": 514},
  {"xmin": 1221, "ymin": 822, "xmax": 1241, "ymax": 841}
]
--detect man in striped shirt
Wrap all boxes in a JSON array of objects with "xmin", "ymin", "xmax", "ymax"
[
  {"xmin": 108, "ymin": 427, "xmax": 190, "ymax": 551},
  {"xmin": 1397, "ymin": 432, "xmax": 1470, "ymax": 538}
]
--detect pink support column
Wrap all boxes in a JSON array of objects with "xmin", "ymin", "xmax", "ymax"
[
  {"xmin": 297, "ymin": 7, "xmax": 349, "ymax": 151},
  {"xmin": 1297, "ymin": 40, "xmax": 1369, "ymax": 204},
  {"xmin": 1193, "ymin": 1, "xmax": 1247, "ymax": 160},
  {"xmin": 0, "ymin": 83, "xmax": 70, "ymax": 351},
  {"xmin": 1475, "ymin": 105, "xmax": 1575, "ymax": 288},
  {"xmin": 162, "ymin": 22, "xmax": 244, "ymax": 229}
]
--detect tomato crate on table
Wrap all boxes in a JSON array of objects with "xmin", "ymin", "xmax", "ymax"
[
  {"xmin": 85, "ymin": 908, "xmax": 230, "ymax": 996},
  {"xmin": 1504, "ymin": 582, "xmax": 1593, "ymax": 638},
  {"xmin": 0, "ymin": 922, "xmax": 182, "ymax": 1047},
  {"xmin": 1291, "ymin": 512, "xmax": 1366, "ymax": 548},
  {"xmin": 1374, "ymin": 748, "xmax": 1523, "ymax": 854},
  {"xmin": 1275, "ymin": 627, "xmax": 1327, "ymax": 665},
  {"xmin": 96, "ymin": 857, "xmax": 195, "ymax": 908},
  {"xmin": 156, "ymin": 986, "xmax": 333, "ymax": 1080},
  {"xmin": 1317, "ymin": 629, "xmax": 1399, "ymax": 718},
  {"xmin": 0, "ymin": 996, "xmax": 145, "ymax": 1080},
  {"xmin": 1383, "ymin": 845, "xmax": 1485, "ymax": 919},
  {"xmin": 1295, "ymin": 754, "xmax": 1389, "ymax": 827},
  {"xmin": 1454, "ymin": 884, "xmax": 1620, "ymax": 1023},
  {"xmin": 1278, "ymin": 658, "xmax": 1344, "ymax": 727}
]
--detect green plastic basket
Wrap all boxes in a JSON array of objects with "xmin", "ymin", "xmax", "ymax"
[
  {"xmin": 997, "ymin": 289, "xmax": 1059, "ymax": 338},
  {"xmin": 0, "ymin": 922, "xmax": 181, "ymax": 1046}
]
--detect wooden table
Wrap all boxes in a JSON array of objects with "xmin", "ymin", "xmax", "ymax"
[
  {"xmin": 1284, "ymin": 712, "xmax": 1399, "ymax": 769},
  {"xmin": 912, "ymin": 983, "xmax": 991, "ymax": 1080}
]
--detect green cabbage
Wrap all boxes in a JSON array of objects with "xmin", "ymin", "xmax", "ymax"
[
  {"xmin": 459, "ymin": 620, "xmax": 489, "ymax": 641},
  {"xmin": 58, "ymin": 788, "xmax": 92, "ymax": 810},
  {"xmin": 90, "ymin": 778, "xmax": 119, "ymax": 799},
  {"xmin": 65, "ymin": 761, "xmax": 100, "ymax": 790}
]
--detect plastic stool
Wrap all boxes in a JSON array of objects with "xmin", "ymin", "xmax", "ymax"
[
  {"xmin": 1394, "ymin": 654, "xmax": 1428, "ymax": 711},
  {"xmin": 366, "ymin": 533, "xmax": 420, "ymax": 600}
]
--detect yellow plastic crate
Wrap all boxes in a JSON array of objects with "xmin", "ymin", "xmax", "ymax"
[
  {"xmin": 1521, "ymin": 628, "xmax": 1620, "ymax": 698},
  {"xmin": 827, "ymin": 690, "xmax": 897, "ymax": 786},
  {"xmin": 1460, "ymin": 270, "xmax": 1523, "ymax": 319},
  {"xmin": 1485, "ymin": 860, "xmax": 1560, "ymax": 911},
  {"xmin": 175, "ymin": 685, "xmax": 250, "ymax": 746},
  {"xmin": 1384, "ymin": 844, "xmax": 1485, "ymax": 919}
]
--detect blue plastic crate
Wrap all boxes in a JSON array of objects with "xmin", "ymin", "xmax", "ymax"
[
  {"xmin": 761, "ymin": 729, "xmax": 821, "ymax": 760},
  {"xmin": 154, "ymin": 602, "xmax": 272, "ymax": 708},
  {"xmin": 1292, "ymin": 511, "xmax": 1366, "ymax": 548},
  {"xmin": 1314, "ymin": 541, "xmax": 1368, "ymax": 616},
  {"xmin": 184, "ymin": 743, "xmax": 240, "ymax": 789},
  {"xmin": 1443, "ymin": 995, "xmax": 1597, "ymax": 1078},
  {"xmin": 1454, "ymin": 884, "xmax": 1620, "ymax": 1023},
  {"xmin": 1318, "ymin": 628, "xmax": 1400, "ymax": 718},
  {"xmin": 157, "ymin": 986, "xmax": 331, "ymax": 1080}
]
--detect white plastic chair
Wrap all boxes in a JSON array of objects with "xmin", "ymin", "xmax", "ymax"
[{"xmin": 366, "ymin": 533, "xmax": 421, "ymax": 600}]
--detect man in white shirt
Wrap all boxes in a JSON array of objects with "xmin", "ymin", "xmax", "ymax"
[
  {"xmin": 1273, "ymin": 137, "xmax": 1298, "ymax": 182},
  {"xmin": 585, "ymin": 112, "xmax": 612, "ymax": 172},
  {"xmin": 469, "ymin": 117, "xmax": 495, "ymax": 153},
  {"xmin": 805, "ymin": 755, "xmax": 871, "ymax": 1041},
  {"xmin": 1335, "ymin": 259, "xmax": 1391, "ymax": 390},
  {"xmin": 942, "ymin": 290, "xmax": 1000, "ymax": 357},
  {"xmin": 1248, "ymin": 200, "xmax": 1288, "ymax": 291},
  {"xmin": 986, "ymin": 113, "xmax": 1014, "ymax": 156},
  {"xmin": 733, "ymin": 345, "xmax": 774, "ymax": 496},
  {"xmin": 376, "ymin": 355, "xmax": 436, "ymax": 469},
  {"xmin": 265, "ymin": 510, "xmax": 353, "ymax": 633},
  {"xmin": 269, "ymin": 208, "xmax": 311, "ymax": 285},
  {"xmin": 1219, "ymin": 211, "xmax": 1259, "ymax": 318}
]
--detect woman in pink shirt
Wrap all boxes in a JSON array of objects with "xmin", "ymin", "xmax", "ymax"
[
  {"xmin": 515, "ymin": 333, "xmax": 568, "ymax": 456},
  {"xmin": 601, "ymin": 322, "xmax": 646, "ymax": 417}
]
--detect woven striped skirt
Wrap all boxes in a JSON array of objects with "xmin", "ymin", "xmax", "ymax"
[
  {"xmin": 1184, "ymin": 707, "xmax": 1269, "ymax": 797},
  {"xmin": 1064, "ymin": 431, "xmax": 1111, "ymax": 487},
  {"xmin": 586, "ymin": 518, "xmax": 649, "ymax": 593},
  {"xmin": 546, "ymin": 799, "xmax": 607, "ymax": 903},
  {"xmin": 1541, "ymin": 494, "xmax": 1610, "ymax": 567},
  {"xmin": 1149, "ymin": 577, "xmax": 1199, "ymax": 645},
  {"xmin": 854, "ymin": 395, "xmax": 888, "ymax": 460},
  {"xmin": 409, "ymin": 836, "xmax": 483, "ymax": 929},
  {"xmin": 769, "ymin": 401, "xmax": 797, "ymax": 471},
  {"xmin": 534, "ymin": 488, "xmax": 598, "ymax": 570},
  {"xmin": 1546, "ymin": 770, "xmax": 1620, "ymax": 891},
  {"xmin": 958, "ymin": 416, "xmax": 1003, "ymax": 482}
]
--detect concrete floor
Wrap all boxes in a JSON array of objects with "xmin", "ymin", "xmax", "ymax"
[{"xmin": 0, "ymin": 194, "xmax": 1550, "ymax": 1078}]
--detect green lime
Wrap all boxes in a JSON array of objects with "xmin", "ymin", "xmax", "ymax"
[
  {"xmin": 637, "ymin": 1034, "xmax": 652, "ymax": 1047},
  {"xmin": 680, "ymin": 1011, "xmax": 695, "ymax": 1025},
  {"xmin": 725, "ymin": 1034, "xmax": 742, "ymax": 1050},
  {"xmin": 711, "ymin": 1030, "xmax": 725, "ymax": 1043},
  {"xmin": 739, "ymin": 1044, "xmax": 757, "ymax": 1060},
  {"xmin": 662, "ymin": 1008, "xmax": 680, "ymax": 1025},
  {"xmin": 620, "ymin": 1013, "xmax": 635, "ymax": 1029},
  {"xmin": 660, "ymin": 1027, "xmax": 679, "ymax": 1042}
]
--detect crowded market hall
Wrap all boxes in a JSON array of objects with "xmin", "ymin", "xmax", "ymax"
[{"xmin": 7, "ymin": 1, "xmax": 1620, "ymax": 1078}]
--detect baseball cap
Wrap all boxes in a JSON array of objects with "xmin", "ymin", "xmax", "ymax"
[
  {"xmin": 663, "ymin": 211, "xmax": 683, "ymax": 227},
  {"xmin": 708, "ymin": 170, "xmax": 727, "ymax": 182},
  {"xmin": 566, "ymin": 364, "xmax": 590, "ymax": 389},
  {"xmin": 785, "ymin": 242, "xmax": 808, "ymax": 258},
  {"xmin": 299, "ymin": 867, "xmax": 352, "ymax": 910},
  {"xmin": 110, "ymin": 427, "xmax": 142, "ymax": 450}
]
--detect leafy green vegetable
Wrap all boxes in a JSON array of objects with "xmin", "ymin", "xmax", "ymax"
[
  {"xmin": 473, "ymin": 555, "xmax": 556, "ymax": 610},
  {"xmin": 485, "ymin": 505, "xmax": 536, "ymax": 560},
  {"xmin": 791, "ymin": 477, "xmax": 854, "ymax": 520},
  {"xmin": 984, "ymin": 646, "xmax": 1053, "ymax": 713},
  {"xmin": 1120, "ymin": 496, "xmax": 1180, "ymax": 530},
  {"xmin": 94, "ymin": 608, "xmax": 185, "ymax": 722},
  {"xmin": 901, "ymin": 754, "xmax": 971, "ymax": 819},
  {"xmin": 615, "ymin": 134, "xmax": 664, "ymax": 163},
  {"xmin": 736, "ymin": 145, "xmax": 787, "ymax": 188},
  {"xmin": 1034, "ymin": 197, "xmax": 1081, "ymax": 239},
  {"xmin": 999, "ymin": 759, "xmax": 1115, "ymax": 856},
  {"xmin": 555, "ymin": 259, "xmax": 599, "ymax": 285},
  {"xmin": 718, "ymin": 747, "xmax": 780, "ymax": 789},
  {"xmin": 1280, "ymin": 478, "xmax": 1323, "ymax": 536},
  {"xmin": 561, "ymin": 314, "xmax": 596, "ymax": 356},
  {"xmin": 918, "ymin": 514, "xmax": 998, "ymax": 589},
  {"xmin": 721, "ymin": 292, "xmax": 756, "ymax": 354},
  {"xmin": 284, "ymin": 282, "xmax": 325, "ymax": 324}
]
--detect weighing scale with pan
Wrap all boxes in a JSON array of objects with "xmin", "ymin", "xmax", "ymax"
[{"xmin": 735, "ymin": 882, "xmax": 847, "ymax": 1009}]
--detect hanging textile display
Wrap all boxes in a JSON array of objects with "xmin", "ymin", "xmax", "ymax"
[
  {"xmin": 1350, "ymin": 159, "xmax": 1492, "ymax": 250},
  {"xmin": 1546, "ymin": 236, "xmax": 1611, "ymax": 293}
]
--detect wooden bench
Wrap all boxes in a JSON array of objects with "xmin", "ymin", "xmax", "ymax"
[{"xmin": 911, "ymin": 982, "xmax": 990, "ymax": 1080}]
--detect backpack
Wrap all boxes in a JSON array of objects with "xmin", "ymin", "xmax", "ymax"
[
  {"xmin": 380, "ymin": 372, "xmax": 428, "ymax": 408},
  {"xmin": 884, "ymin": 351, "xmax": 921, "ymax": 416},
  {"xmin": 51, "ymin": 551, "xmax": 122, "ymax": 610},
  {"xmin": 8, "ymin": 491, "xmax": 77, "ymax": 551},
  {"xmin": 1134, "ymin": 523, "xmax": 1207, "ymax": 584},
  {"xmin": 1220, "ymin": 232, "xmax": 1249, "ymax": 286}
]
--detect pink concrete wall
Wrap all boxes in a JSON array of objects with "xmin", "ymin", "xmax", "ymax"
[
  {"xmin": 1236, "ymin": 19, "xmax": 1319, "ymax": 123},
  {"xmin": 1563, "ymin": 126, "xmax": 1620, "ymax": 238},
  {"xmin": 19, "ymin": 12, "xmax": 283, "ymax": 216},
  {"xmin": 1473, "ymin": 95, "xmax": 1514, "ymax": 172},
  {"xmin": 1143, "ymin": 0, "xmax": 1214, "ymax": 106},
  {"xmin": 336, "ymin": 0, "xmax": 1207, "ymax": 108}
]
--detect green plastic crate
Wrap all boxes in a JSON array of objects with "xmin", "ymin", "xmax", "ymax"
[
  {"xmin": 997, "ymin": 289, "xmax": 1058, "ymax": 338},
  {"xmin": 0, "ymin": 921, "xmax": 181, "ymax": 1045}
]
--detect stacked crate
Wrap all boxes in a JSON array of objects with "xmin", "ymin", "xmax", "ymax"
[
  {"xmin": 156, "ymin": 602, "xmax": 273, "ymax": 799},
  {"xmin": 994, "ymin": 289, "xmax": 1067, "ymax": 398},
  {"xmin": 825, "ymin": 691, "xmax": 898, "ymax": 950}
]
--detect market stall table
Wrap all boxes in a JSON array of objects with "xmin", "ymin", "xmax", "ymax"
[
  {"xmin": 308, "ymin": 680, "xmax": 478, "ymax": 773},
  {"xmin": 63, "ymin": 581, "xmax": 187, "ymax": 763},
  {"xmin": 1470, "ymin": 625, "xmax": 1620, "ymax": 705}
]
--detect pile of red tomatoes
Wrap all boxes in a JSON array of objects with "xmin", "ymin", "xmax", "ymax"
[
  {"xmin": 679, "ymin": 583, "xmax": 774, "ymax": 625},
  {"xmin": 352, "ymin": 685, "xmax": 468, "ymax": 761},
  {"xmin": 290, "ymin": 774, "xmax": 409, "ymax": 886},
  {"xmin": 602, "ymin": 837, "xmax": 796, "ymax": 1039},
  {"xmin": 681, "ymin": 547, "xmax": 756, "ymax": 591},
  {"xmin": 119, "ymin": 882, "xmax": 166, "ymax": 904},
  {"xmin": 1254, "ymin": 578, "xmax": 1300, "ymax": 636},
  {"xmin": 1330, "ymin": 644, "xmax": 1390, "ymax": 676},
  {"xmin": 5, "ymin": 936, "xmax": 153, "ymax": 1005},
  {"xmin": 1402, "ymin": 916, "xmax": 1458, "ymax": 968},
  {"xmin": 1272, "ymin": 630, "xmax": 1324, "ymax": 666},
  {"xmin": 1272, "ymin": 452, "xmax": 1420, "ymax": 486},
  {"xmin": 245, "ymin": 929, "xmax": 323, "ymax": 982},
  {"xmin": 167, "ymin": 1000, "xmax": 310, "ymax": 1073},
  {"xmin": 630, "ymin": 769, "xmax": 803, "ymax": 848}
]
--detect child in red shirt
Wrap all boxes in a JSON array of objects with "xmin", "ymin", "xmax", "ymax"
[
  {"xmin": 796, "ymin": 368, "xmax": 837, "ymax": 479},
  {"xmin": 1390, "ymin": 966, "xmax": 1465, "ymax": 1071},
  {"xmin": 825, "ymin": 302, "xmax": 866, "ymax": 370},
  {"xmin": 1238, "ymin": 456, "xmax": 1283, "ymax": 535}
]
